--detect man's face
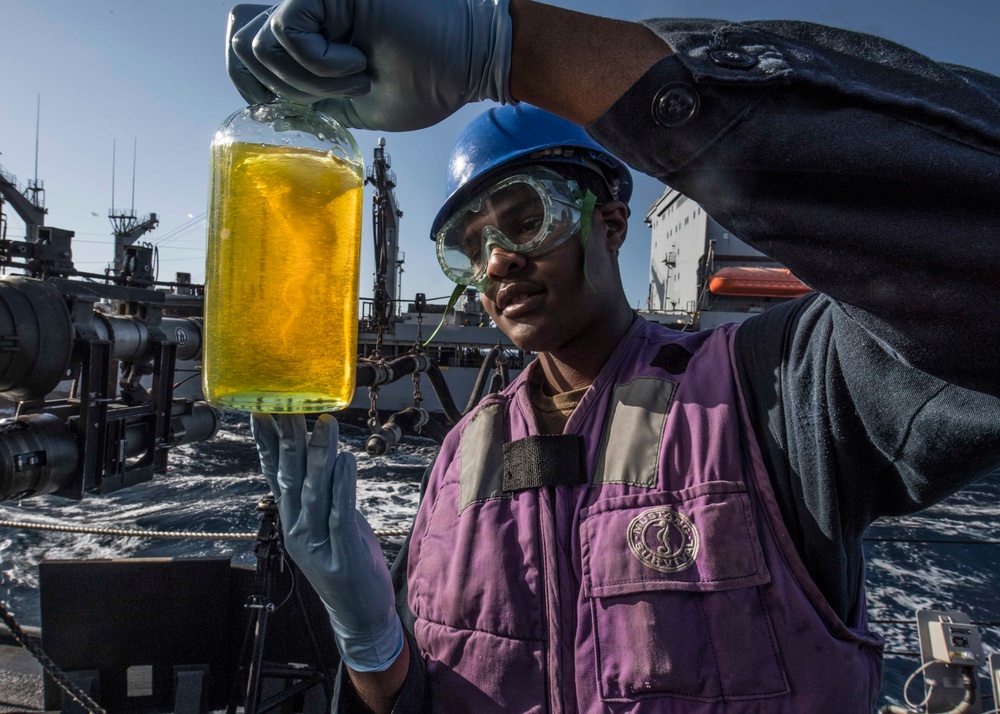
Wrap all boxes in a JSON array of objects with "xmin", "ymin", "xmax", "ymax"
[{"xmin": 477, "ymin": 200, "xmax": 628, "ymax": 356}]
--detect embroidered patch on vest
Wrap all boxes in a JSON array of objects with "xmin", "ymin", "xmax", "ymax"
[
  {"xmin": 649, "ymin": 343, "xmax": 694, "ymax": 374},
  {"xmin": 627, "ymin": 507, "xmax": 700, "ymax": 573},
  {"xmin": 502, "ymin": 435, "xmax": 587, "ymax": 493},
  {"xmin": 592, "ymin": 377, "xmax": 677, "ymax": 487}
]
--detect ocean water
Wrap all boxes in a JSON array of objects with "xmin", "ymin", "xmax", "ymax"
[{"xmin": 0, "ymin": 415, "xmax": 997, "ymax": 711}]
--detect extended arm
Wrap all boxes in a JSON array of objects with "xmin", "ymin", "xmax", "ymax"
[
  {"xmin": 507, "ymin": 1, "xmax": 671, "ymax": 124},
  {"xmin": 582, "ymin": 19, "xmax": 1000, "ymax": 396},
  {"xmin": 230, "ymin": 0, "xmax": 998, "ymax": 393},
  {"xmin": 252, "ymin": 415, "xmax": 410, "ymax": 713},
  {"xmin": 566, "ymin": 18, "xmax": 1000, "ymax": 617}
]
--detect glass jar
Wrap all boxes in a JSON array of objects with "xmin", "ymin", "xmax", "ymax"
[{"xmin": 203, "ymin": 102, "xmax": 364, "ymax": 413}]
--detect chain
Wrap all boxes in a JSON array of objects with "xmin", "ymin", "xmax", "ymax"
[
  {"xmin": 1, "ymin": 598, "xmax": 107, "ymax": 713},
  {"xmin": 366, "ymin": 291, "xmax": 388, "ymax": 429},
  {"xmin": 411, "ymin": 372, "xmax": 423, "ymax": 409},
  {"xmin": 374, "ymin": 323, "xmax": 384, "ymax": 359},
  {"xmin": 368, "ymin": 383, "xmax": 380, "ymax": 429},
  {"xmin": 411, "ymin": 311, "xmax": 425, "ymax": 409}
]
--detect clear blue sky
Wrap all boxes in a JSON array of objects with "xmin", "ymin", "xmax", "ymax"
[{"xmin": 2, "ymin": 0, "xmax": 998, "ymax": 309}]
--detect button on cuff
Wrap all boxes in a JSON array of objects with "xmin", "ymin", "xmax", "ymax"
[{"xmin": 652, "ymin": 83, "xmax": 700, "ymax": 127}]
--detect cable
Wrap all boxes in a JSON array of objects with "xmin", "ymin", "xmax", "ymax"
[
  {"xmin": 903, "ymin": 659, "xmax": 938, "ymax": 710},
  {"xmin": 887, "ymin": 663, "xmax": 982, "ymax": 714},
  {"xmin": 948, "ymin": 668, "xmax": 978, "ymax": 714},
  {"xmin": 150, "ymin": 212, "xmax": 206, "ymax": 247},
  {"xmin": 173, "ymin": 371, "xmax": 202, "ymax": 391}
]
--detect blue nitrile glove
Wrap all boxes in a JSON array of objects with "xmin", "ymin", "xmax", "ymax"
[
  {"xmin": 251, "ymin": 413, "xmax": 404, "ymax": 672},
  {"xmin": 226, "ymin": 0, "xmax": 515, "ymax": 131}
]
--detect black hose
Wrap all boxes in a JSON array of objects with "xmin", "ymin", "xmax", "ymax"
[
  {"xmin": 366, "ymin": 407, "xmax": 451, "ymax": 454},
  {"xmin": 355, "ymin": 361, "xmax": 382, "ymax": 388},
  {"xmin": 462, "ymin": 346, "xmax": 499, "ymax": 415},
  {"xmin": 368, "ymin": 408, "xmax": 430, "ymax": 455},
  {"xmin": 356, "ymin": 350, "xmax": 502, "ymax": 427},
  {"xmin": 423, "ymin": 363, "xmax": 463, "ymax": 425},
  {"xmin": 356, "ymin": 354, "xmax": 428, "ymax": 388}
]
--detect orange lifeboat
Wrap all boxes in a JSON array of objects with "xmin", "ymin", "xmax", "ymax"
[{"xmin": 707, "ymin": 267, "xmax": 812, "ymax": 298}]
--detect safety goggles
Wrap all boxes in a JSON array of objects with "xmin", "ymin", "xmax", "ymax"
[{"xmin": 434, "ymin": 167, "xmax": 593, "ymax": 291}]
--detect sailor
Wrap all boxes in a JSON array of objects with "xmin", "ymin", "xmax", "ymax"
[{"xmin": 232, "ymin": 0, "xmax": 1000, "ymax": 711}]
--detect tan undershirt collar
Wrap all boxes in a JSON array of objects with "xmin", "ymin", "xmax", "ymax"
[{"xmin": 529, "ymin": 368, "xmax": 588, "ymax": 435}]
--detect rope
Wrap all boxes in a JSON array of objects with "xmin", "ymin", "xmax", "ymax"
[
  {"xmin": 0, "ymin": 519, "xmax": 410, "ymax": 540},
  {"xmin": 0, "ymin": 598, "xmax": 107, "ymax": 714}
]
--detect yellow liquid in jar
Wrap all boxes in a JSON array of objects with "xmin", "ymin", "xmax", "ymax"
[{"xmin": 203, "ymin": 141, "xmax": 363, "ymax": 412}]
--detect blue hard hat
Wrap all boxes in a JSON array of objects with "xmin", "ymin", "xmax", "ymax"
[{"xmin": 429, "ymin": 104, "xmax": 633, "ymax": 240}]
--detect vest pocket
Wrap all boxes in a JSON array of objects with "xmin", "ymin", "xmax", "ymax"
[
  {"xmin": 416, "ymin": 618, "xmax": 547, "ymax": 714},
  {"xmin": 579, "ymin": 482, "xmax": 789, "ymax": 703}
]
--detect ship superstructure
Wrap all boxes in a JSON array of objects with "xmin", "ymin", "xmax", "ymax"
[{"xmin": 643, "ymin": 186, "xmax": 811, "ymax": 330}]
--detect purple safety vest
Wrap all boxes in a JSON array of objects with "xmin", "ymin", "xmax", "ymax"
[{"xmin": 408, "ymin": 318, "xmax": 884, "ymax": 713}]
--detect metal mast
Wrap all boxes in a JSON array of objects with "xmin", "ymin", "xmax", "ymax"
[
  {"xmin": 366, "ymin": 137, "xmax": 403, "ymax": 331},
  {"xmin": 108, "ymin": 139, "xmax": 158, "ymax": 275},
  {"xmin": 0, "ymin": 94, "xmax": 47, "ymax": 238}
]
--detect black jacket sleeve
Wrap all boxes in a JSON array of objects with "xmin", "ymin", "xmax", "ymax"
[{"xmin": 587, "ymin": 20, "xmax": 1000, "ymax": 621}]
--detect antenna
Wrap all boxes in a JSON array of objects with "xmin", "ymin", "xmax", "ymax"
[
  {"xmin": 109, "ymin": 137, "xmax": 158, "ymax": 275},
  {"xmin": 131, "ymin": 138, "xmax": 137, "ymax": 214},
  {"xmin": 23, "ymin": 94, "xmax": 46, "ymax": 212},
  {"xmin": 33, "ymin": 95, "xmax": 40, "ymax": 188}
]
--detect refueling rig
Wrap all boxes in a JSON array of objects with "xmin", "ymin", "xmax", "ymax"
[{"xmin": 0, "ymin": 160, "xmax": 215, "ymax": 504}]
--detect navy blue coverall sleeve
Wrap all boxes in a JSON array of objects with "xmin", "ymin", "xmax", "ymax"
[{"xmin": 587, "ymin": 19, "xmax": 1000, "ymax": 623}]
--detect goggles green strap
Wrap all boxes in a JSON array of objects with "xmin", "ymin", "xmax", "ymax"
[
  {"xmin": 423, "ymin": 283, "xmax": 466, "ymax": 346},
  {"xmin": 579, "ymin": 190, "xmax": 598, "ymax": 290}
]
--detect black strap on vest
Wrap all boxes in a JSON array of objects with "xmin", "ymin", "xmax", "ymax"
[{"xmin": 502, "ymin": 435, "xmax": 587, "ymax": 493}]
